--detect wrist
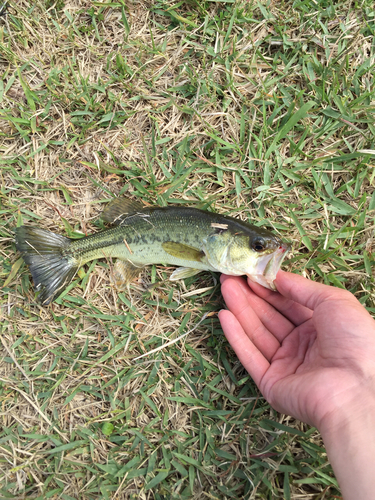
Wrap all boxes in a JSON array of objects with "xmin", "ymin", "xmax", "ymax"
[
  {"xmin": 319, "ymin": 391, "xmax": 375, "ymax": 437},
  {"xmin": 318, "ymin": 392, "xmax": 375, "ymax": 500}
]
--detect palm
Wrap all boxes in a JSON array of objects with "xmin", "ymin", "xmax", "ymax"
[{"xmin": 219, "ymin": 272, "xmax": 375, "ymax": 429}]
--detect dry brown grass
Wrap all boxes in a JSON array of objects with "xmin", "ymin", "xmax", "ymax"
[{"xmin": 1, "ymin": 0, "xmax": 374, "ymax": 498}]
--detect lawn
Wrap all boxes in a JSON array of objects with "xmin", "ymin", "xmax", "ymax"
[{"xmin": 0, "ymin": 0, "xmax": 374, "ymax": 498}]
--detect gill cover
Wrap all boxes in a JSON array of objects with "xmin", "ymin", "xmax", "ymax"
[{"xmin": 202, "ymin": 230, "xmax": 237, "ymax": 274}]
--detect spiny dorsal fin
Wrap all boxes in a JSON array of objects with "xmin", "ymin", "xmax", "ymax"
[
  {"xmin": 101, "ymin": 198, "xmax": 145, "ymax": 225},
  {"xmin": 162, "ymin": 241, "xmax": 204, "ymax": 262}
]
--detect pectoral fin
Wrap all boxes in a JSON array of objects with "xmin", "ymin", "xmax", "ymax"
[
  {"xmin": 101, "ymin": 198, "xmax": 145, "ymax": 225},
  {"xmin": 111, "ymin": 259, "xmax": 144, "ymax": 290},
  {"xmin": 162, "ymin": 241, "xmax": 204, "ymax": 262},
  {"xmin": 170, "ymin": 267, "xmax": 203, "ymax": 281}
]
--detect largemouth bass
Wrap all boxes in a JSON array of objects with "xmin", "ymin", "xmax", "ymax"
[{"xmin": 14, "ymin": 198, "xmax": 290, "ymax": 305}]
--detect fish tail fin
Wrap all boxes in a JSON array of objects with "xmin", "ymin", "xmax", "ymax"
[{"xmin": 14, "ymin": 226, "xmax": 79, "ymax": 304}]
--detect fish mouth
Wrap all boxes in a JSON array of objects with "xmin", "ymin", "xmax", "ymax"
[{"xmin": 247, "ymin": 242, "xmax": 291, "ymax": 290}]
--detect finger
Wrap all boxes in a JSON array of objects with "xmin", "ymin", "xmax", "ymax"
[
  {"xmin": 246, "ymin": 278, "xmax": 313, "ymax": 326},
  {"xmin": 275, "ymin": 270, "xmax": 354, "ymax": 310},
  {"xmin": 221, "ymin": 277, "xmax": 282, "ymax": 359},
  {"xmin": 221, "ymin": 276, "xmax": 296, "ymax": 343},
  {"xmin": 218, "ymin": 309, "xmax": 270, "ymax": 387}
]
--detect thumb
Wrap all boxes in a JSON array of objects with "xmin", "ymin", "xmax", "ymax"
[{"xmin": 275, "ymin": 271, "xmax": 350, "ymax": 311}]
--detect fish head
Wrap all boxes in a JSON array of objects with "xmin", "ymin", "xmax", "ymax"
[{"xmin": 203, "ymin": 223, "xmax": 290, "ymax": 290}]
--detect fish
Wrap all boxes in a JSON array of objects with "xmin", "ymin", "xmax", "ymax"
[{"xmin": 14, "ymin": 198, "xmax": 290, "ymax": 305}]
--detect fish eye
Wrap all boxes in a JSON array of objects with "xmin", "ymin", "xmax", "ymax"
[{"xmin": 252, "ymin": 237, "xmax": 266, "ymax": 252}]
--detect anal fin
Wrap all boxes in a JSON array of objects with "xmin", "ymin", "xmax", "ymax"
[{"xmin": 111, "ymin": 259, "xmax": 144, "ymax": 290}]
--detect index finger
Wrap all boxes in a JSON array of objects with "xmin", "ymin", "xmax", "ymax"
[{"xmin": 246, "ymin": 278, "xmax": 313, "ymax": 326}]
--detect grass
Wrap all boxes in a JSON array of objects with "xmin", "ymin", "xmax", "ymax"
[{"xmin": 0, "ymin": 0, "xmax": 374, "ymax": 498}]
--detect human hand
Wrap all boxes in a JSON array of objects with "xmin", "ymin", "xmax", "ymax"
[{"xmin": 219, "ymin": 271, "xmax": 375, "ymax": 433}]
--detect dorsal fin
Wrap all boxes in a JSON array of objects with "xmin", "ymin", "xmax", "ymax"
[{"xmin": 101, "ymin": 198, "xmax": 145, "ymax": 225}]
